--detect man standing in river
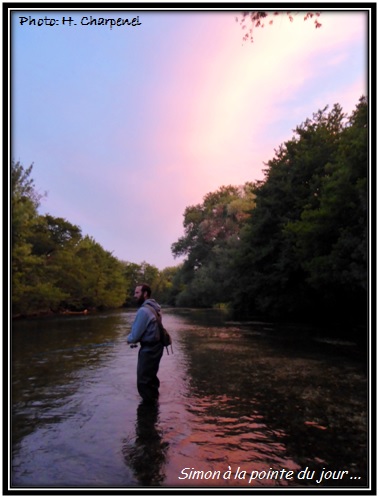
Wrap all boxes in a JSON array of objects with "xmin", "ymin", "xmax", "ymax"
[{"xmin": 127, "ymin": 284, "xmax": 164, "ymax": 403}]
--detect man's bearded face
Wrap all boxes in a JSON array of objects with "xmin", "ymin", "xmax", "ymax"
[{"xmin": 134, "ymin": 286, "xmax": 146, "ymax": 306}]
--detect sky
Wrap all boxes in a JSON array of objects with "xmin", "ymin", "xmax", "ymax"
[{"xmin": 11, "ymin": 7, "xmax": 369, "ymax": 269}]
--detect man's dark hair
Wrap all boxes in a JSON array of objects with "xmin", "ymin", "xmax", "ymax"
[{"xmin": 139, "ymin": 283, "xmax": 152, "ymax": 297}]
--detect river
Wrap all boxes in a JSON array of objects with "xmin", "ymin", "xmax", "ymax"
[{"xmin": 11, "ymin": 308, "xmax": 368, "ymax": 490}]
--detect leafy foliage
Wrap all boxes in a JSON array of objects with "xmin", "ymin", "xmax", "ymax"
[
  {"xmin": 12, "ymin": 97, "xmax": 368, "ymax": 331},
  {"xmin": 171, "ymin": 184, "xmax": 256, "ymax": 307},
  {"xmin": 171, "ymin": 97, "xmax": 368, "ymax": 327},
  {"xmin": 234, "ymin": 97, "xmax": 368, "ymax": 324},
  {"xmin": 11, "ymin": 162, "xmax": 136, "ymax": 315},
  {"xmin": 285, "ymin": 97, "xmax": 368, "ymax": 320},
  {"xmin": 238, "ymin": 11, "xmax": 322, "ymax": 43},
  {"xmin": 11, "ymin": 163, "xmax": 181, "ymax": 316}
]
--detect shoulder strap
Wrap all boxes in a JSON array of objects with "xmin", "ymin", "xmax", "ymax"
[
  {"xmin": 144, "ymin": 304, "xmax": 164, "ymax": 333},
  {"xmin": 144, "ymin": 304, "xmax": 172, "ymax": 354},
  {"xmin": 143, "ymin": 304, "xmax": 162, "ymax": 343},
  {"xmin": 144, "ymin": 304, "xmax": 161, "ymax": 323}
]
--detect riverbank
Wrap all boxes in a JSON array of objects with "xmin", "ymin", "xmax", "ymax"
[{"xmin": 12, "ymin": 309, "xmax": 91, "ymax": 320}]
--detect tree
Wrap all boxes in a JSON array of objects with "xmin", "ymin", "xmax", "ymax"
[
  {"xmin": 122, "ymin": 261, "xmax": 161, "ymax": 306},
  {"xmin": 172, "ymin": 184, "xmax": 255, "ymax": 307},
  {"xmin": 238, "ymin": 11, "xmax": 321, "ymax": 43},
  {"xmin": 29, "ymin": 214, "xmax": 82, "ymax": 257},
  {"xmin": 11, "ymin": 161, "xmax": 59, "ymax": 315},
  {"xmin": 11, "ymin": 161, "xmax": 42, "ymax": 245},
  {"xmin": 68, "ymin": 236, "xmax": 127, "ymax": 310},
  {"xmin": 156, "ymin": 265, "xmax": 181, "ymax": 305},
  {"xmin": 233, "ymin": 99, "xmax": 367, "ymax": 325},
  {"xmin": 172, "ymin": 184, "xmax": 255, "ymax": 266},
  {"xmin": 285, "ymin": 97, "xmax": 368, "ymax": 321},
  {"xmin": 11, "ymin": 161, "xmax": 129, "ymax": 315}
]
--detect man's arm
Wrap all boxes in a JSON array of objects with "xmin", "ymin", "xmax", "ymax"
[{"xmin": 127, "ymin": 308, "xmax": 150, "ymax": 343}]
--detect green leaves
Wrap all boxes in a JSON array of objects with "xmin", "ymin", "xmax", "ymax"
[
  {"xmin": 171, "ymin": 184, "xmax": 256, "ymax": 307},
  {"xmin": 235, "ymin": 98, "xmax": 368, "ymax": 322},
  {"xmin": 171, "ymin": 97, "xmax": 368, "ymax": 326},
  {"xmin": 12, "ymin": 96, "xmax": 368, "ymax": 327},
  {"xmin": 11, "ymin": 162, "xmax": 129, "ymax": 315}
]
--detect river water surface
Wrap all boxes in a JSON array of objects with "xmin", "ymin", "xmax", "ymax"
[{"xmin": 11, "ymin": 309, "xmax": 368, "ymax": 490}]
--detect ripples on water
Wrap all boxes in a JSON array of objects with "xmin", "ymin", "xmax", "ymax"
[{"xmin": 11, "ymin": 310, "xmax": 367, "ymax": 489}]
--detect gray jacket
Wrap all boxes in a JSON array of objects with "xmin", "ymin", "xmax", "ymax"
[{"xmin": 127, "ymin": 299, "xmax": 161, "ymax": 344}]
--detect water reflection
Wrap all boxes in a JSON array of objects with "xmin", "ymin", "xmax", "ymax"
[
  {"xmin": 122, "ymin": 401, "xmax": 168, "ymax": 486},
  {"xmin": 174, "ymin": 390, "xmax": 300, "ymax": 487},
  {"xmin": 11, "ymin": 310, "xmax": 367, "ymax": 488},
  {"xmin": 12, "ymin": 312, "xmax": 131, "ymax": 448},
  {"xmin": 173, "ymin": 318, "xmax": 367, "ymax": 487}
]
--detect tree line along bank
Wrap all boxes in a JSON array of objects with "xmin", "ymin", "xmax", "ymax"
[{"xmin": 12, "ymin": 97, "xmax": 368, "ymax": 341}]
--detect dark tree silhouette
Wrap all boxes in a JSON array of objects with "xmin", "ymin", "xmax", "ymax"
[{"xmin": 237, "ymin": 11, "xmax": 322, "ymax": 43}]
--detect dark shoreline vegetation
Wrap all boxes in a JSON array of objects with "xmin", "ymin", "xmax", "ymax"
[
  {"xmin": 12, "ymin": 98, "xmax": 368, "ymax": 344},
  {"xmin": 12, "ymin": 308, "xmax": 368, "ymax": 361}
]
